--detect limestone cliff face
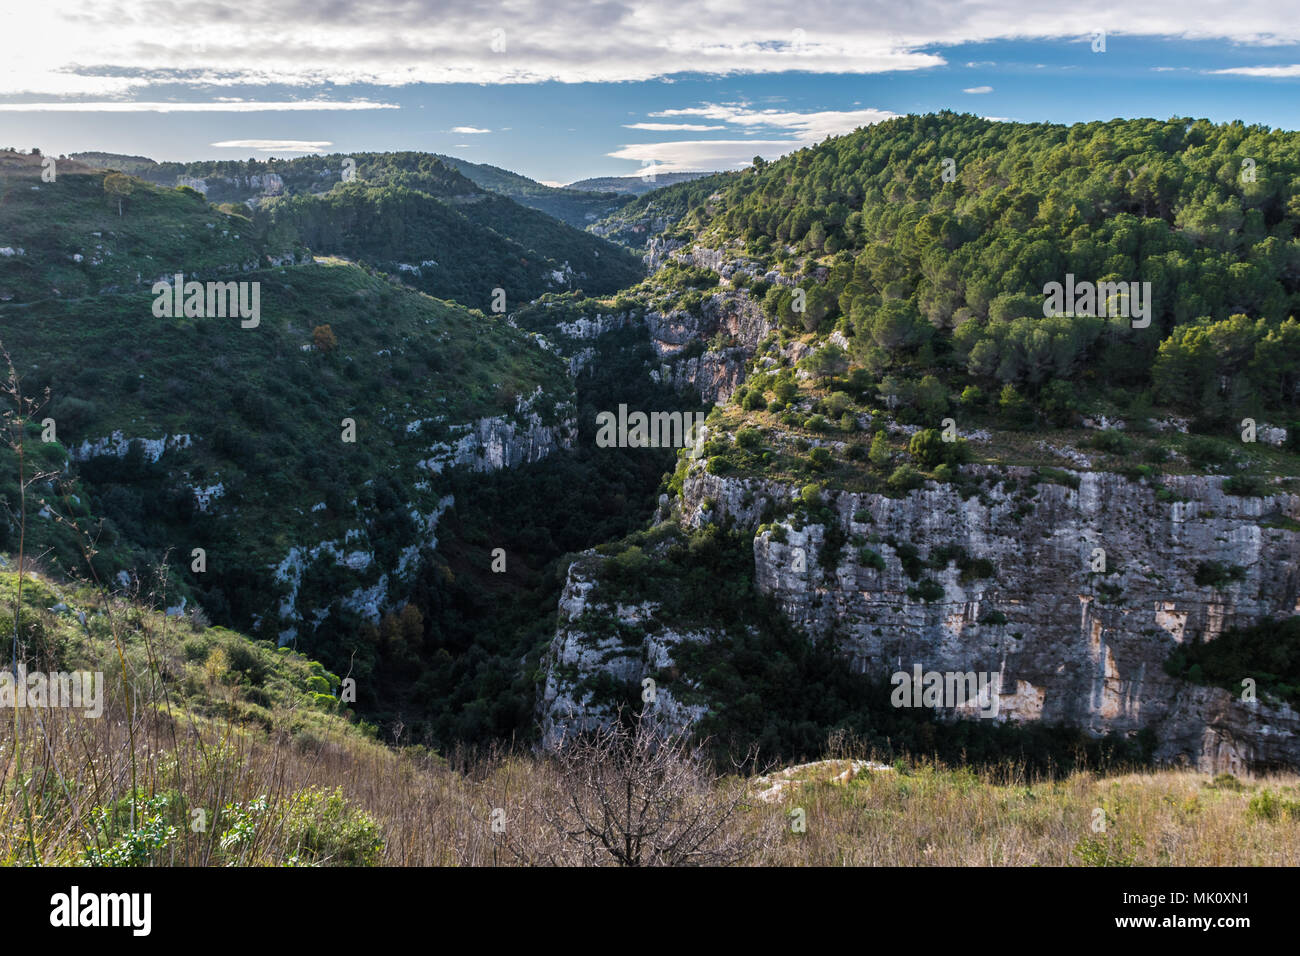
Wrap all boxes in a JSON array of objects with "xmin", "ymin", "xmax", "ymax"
[
  {"xmin": 540, "ymin": 462, "xmax": 1300, "ymax": 769},
  {"xmin": 537, "ymin": 559, "xmax": 710, "ymax": 748},
  {"xmin": 416, "ymin": 390, "xmax": 577, "ymax": 474},
  {"xmin": 645, "ymin": 291, "xmax": 777, "ymax": 403},
  {"xmin": 695, "ymin": 465, "xmax": 1300, "ymax": 771}
]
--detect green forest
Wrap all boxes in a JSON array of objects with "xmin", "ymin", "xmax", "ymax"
[{"xmin": 647, "ymin": 114, "xmax": 1300, "ymax": 428}]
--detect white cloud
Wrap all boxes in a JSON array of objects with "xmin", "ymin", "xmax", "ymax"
[
  {"xmin": 210, "ymin": 139, "xmax": 333, "ymax": 152},
  {"xmin": 3, "ymin": 1, "xmax": 1299, "ymax": 95},
  {"xmin": 611, "ymin": 103, "xmax": 899, "ymax": 172},
  {"xmin": 450, "ymin": 125, "xmax": 491, "ymax": 133},
  {"xmin": 624, "ymin": 122, "xmax": 726, "ymax": 131},
  {"xmin": 648, "ymin": 104, "xmax": 897, "ymax": 138},
  {"xmin": 608, "ymin": 139, "xmax": 802, "ymax": 172},
  {"xmin": 1208, "ymin": 64, "xmax": 1300, "ymax": 77},
  {"xmin": 0, "ymin": 100, "xmax": 397, "ymax": 112},
  {"xmin": 963, "ymin": 85, "xmax": 994, "ymax": 93}
]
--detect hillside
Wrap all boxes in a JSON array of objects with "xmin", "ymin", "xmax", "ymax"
[
  {"xmin": 258, "ymin": 182, "xmax": 643, "ymax": 310},
  {"xmin": 61, "ymin": 151, "xmax": 646, "ymax": 309},
  {"xmin": 432, "ymin": 154, "xmax": 633, "ymax": 227},
  {"xmin": 569, "ymin": 171, "xmax": 718, "ymax": 195},
  {"xmin": 589, "ymin": 171, "xmax": 736, "ymax": 247},
  {"xmin": 6, "ymin": 561, "xmax": 1296, "ymax": 868},
  {"xmin": 0, "ymin": 152, "xmax": 609, "ymax": 738},
  {"xmin": 14, "ymin": 112, "xmax": 1300, "ymax": 776},
  {"xmin": 535, "ymin": 113, "xmax": 1300, "ymax": 773},
  {"xmin": 0, "ymin": 150, "xmax": 283, "ymax": 304}
]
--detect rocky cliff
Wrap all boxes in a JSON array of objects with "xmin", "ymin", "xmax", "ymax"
[
  {"xmin": 645, "ymin": 290, "xmax": 777, "ymax": 403},
  {"xmin": 540, "ymin": 462, "xmax": 1300, "ymax": 771}
]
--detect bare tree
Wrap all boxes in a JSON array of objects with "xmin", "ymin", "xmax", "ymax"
[{"xmin": 511, "ymin": 710, "xmax": 764, "ymax": 867}]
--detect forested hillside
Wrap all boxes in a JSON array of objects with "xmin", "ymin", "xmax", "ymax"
[
  {"xmin": 64, "ymin": 151, "xmax": 646, "ymax": 310},
  {"xmin": 258, "ymin": 182, "xmax": 643, "ymax": 311},
  {"xmin": 12, "ymin": 113, "xmax": 1300, "ymax": 772},
  {"xmin": 545, "ymin": 113, "xmax": 1300, "ymax": 771},
  {"xmin": 668, "ymin": 114, "xmax": 1300, "ymax": 426}
]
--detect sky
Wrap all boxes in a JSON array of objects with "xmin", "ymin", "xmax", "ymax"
[{"xmin": 2, "ymin": 1, "xmax": 1300, "ymax": 185}]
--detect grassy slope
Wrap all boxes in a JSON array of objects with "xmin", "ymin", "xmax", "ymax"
[
  {"xmin": 0, "ymin": 152, "xmax": 272, "ymax": 304},
  {"xmin": 4, "ymin": 558, "xmax": 1294, "ymax": 867}
]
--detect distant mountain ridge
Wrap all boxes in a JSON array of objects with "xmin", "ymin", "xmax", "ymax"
[
  {"xmin": 67, "ymin": 150, "xmax": 646, "ymax": 310},
  {"xmin": 566, "ymin": 171, "xmax": 718, "ymax": 195},
  {"xmin": 431, "ymin": 154, "xmax": 633, "ymax": 227}
]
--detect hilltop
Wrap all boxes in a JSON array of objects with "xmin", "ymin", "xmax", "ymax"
[
  {"xmin": 537, "ymin": 113, "xmax": 1300, "ymax": 772},
  {"xmin": 568, "ymin": 171, "xmax": 718, "ymax": 195},
  {"xmin": 62, "ymin": 150, "xmax": 646, "ymax": 310}
]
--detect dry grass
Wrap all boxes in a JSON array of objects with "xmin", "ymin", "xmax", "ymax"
[
  {"xmin": 744, "ymin": 759, "xmax": 1300, "ymax": 866},
  {"xmin": 5, "ymin": 681, "xmax": 1299, "ymax": 866}
]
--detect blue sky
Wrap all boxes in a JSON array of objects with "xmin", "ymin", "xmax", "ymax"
[{"xmin": 2, "ymin": 2, "xmax": 1299, "ymax": 185}]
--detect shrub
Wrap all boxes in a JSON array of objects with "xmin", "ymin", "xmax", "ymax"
[
  {"xmin": 907, "ymin": 578, "xmax": 945, "ymax": 602},
  {"xmin": 808, "ymin": 447, "xmax": 832, "ymax": 471},
  {"xmin": 868, "ymin": 431, "xmax": 891, "ymax": 468},
  {"xmin": 281, "ymin": 786, "xmax": 385, "ymax": 865},
  {"xmin": 824, "ymin": 391, "xmax": 853, "ymax": 417},
  {"xmin": 1194, "ymin": 561, "xmax": 1246, "ymax": 588},
  {"xmin": 1208, "ymin": 772, "xmax": 1243, "ymax": 791},
  {"xmin": 736, "ymin": 426, "xmax": 762, "ymax": 449},
  {"xmin": 1224, "ymin": 473, "xmax": 1266, "ymax": 497},
  {"xmin": 1087, "ymin": 429, "xmax": 1131, "ymax": 456},
  {"xmin": 742, "ymin": 390, "xmax": 767, "ymax": 411},
  {"xmin": 908, "ymin": 428, "xmax": 946, "ymax": 468},
  {"xmin": 887, "ymin": 464, "xmax": 923, "ymax": 493},
  {"xmin": 798, "ymin": 484, "xmax": 823, "ymax": 509},
  {"xmin": 1185, "ymin": 436, "xmax": 1233, "ymax": 469},
  {"xmin": 998, "ymin": 385, "xmax": 1032, "ymax": 428},
  {"xmin": 313, "ymin": 324, "xmax": 338, "ymax": 352},
  {"xmin": 858, "ymin": 548, "xmax": 886, "ymax": 571}
]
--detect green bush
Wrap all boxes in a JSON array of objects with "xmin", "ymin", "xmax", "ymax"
[
  {"xmin": 858, "ymin": 548, "xmax": 887, "ymax": 571},
  {"xmin": 1224, "ymin": 473, "xmax": 1266, "ymax": 497},
  {"xmin": 1087, "ymin": 429, "xmax": 1132, "ymax": 456},
  {"xmin": 1193, "ymin": 561, "xmax": 1246, "ymax": 588},
  {"xmin": 907, "ymin": 578, "xmax": 945, "ymax": 602},
  {"xmin": 281, "ymin": 786, "xmax": 384, "ymax": 865},
  {"xmin": 1185, "ymin": 436, "xmax": 1234, "ymax": 470},
  {"xmin": 887, "ymin": 464, "xmax": 924, "ymax": 493}
]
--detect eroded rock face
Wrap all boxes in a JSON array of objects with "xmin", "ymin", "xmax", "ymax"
[
  {"xmin": 645, "ymin": 291, "xmax": 777, "ymax": 403},
  {"xmin": 417, "ymin": 391, "xmax": 577, "ymax": 474},
  {"xmin": 538, "ymin": 559, "xmax": 711, "ymax": 748},
  {"xmin": 542, "ymin": 463, "xmax": 1300, "ymax": 769},
  {"xmin": 732, "ymin": 467, "xmax": 1300, "ymax": 771}
]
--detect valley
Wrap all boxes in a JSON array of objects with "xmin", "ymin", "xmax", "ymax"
[{"xmin": 4, "ymin": 111, "xmax": 1300, "ymax": 868}]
